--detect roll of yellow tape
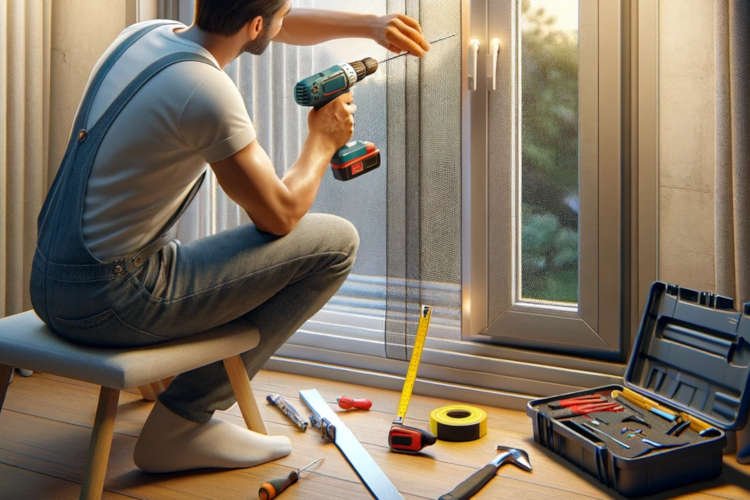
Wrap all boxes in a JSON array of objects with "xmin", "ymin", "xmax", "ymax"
[{"xmin": 429, "ymin": 404, "xmax": 487, "ymax": 442}]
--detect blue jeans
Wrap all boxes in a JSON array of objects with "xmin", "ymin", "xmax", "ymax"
[{"xmin": 34, "ymin": 213, "xmax": 358, "ymax": 422}]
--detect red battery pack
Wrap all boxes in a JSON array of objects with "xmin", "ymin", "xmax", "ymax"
[{"xmin": 330, "ymin": 140, "xmax": 381, "ymax": 181}]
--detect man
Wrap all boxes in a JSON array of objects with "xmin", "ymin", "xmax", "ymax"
[{"xmin": 30, "ymin": 0, "xmax": 429, "ymax": 473}]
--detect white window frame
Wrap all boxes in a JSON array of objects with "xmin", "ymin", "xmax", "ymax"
[{"xmin": 462, "ymin": 0, "xmax": 655, "ymax": 361}]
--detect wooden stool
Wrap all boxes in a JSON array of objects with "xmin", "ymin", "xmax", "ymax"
[{"xmin": 0, "ymin": 310, "xmax": 266, "ymax": 500}]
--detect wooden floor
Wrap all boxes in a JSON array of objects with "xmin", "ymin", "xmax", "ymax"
[{"xmin": 1, "ymin": 369, "xmax": 750, "ymax": 499}]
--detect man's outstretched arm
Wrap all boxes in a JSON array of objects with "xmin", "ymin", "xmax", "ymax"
[{"xmin": 274, "ymin": 9, "xmax": 430, "ymax": 56}]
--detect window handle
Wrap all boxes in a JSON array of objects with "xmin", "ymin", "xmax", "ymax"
[
  {"xmin": 489, "ymin": 38, "xmax": 501, "ymax": 91},
  {"xmin": 469, "ymin": 38, "xmax": 481, "ymax": 91}
]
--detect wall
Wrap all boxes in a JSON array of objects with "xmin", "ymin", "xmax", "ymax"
[
  {"xmin": 48, "ymin": 0, "xmax": 129, "ymax": 177},
  {"xmin": 658, "ymin": 0, "xmax": 717, "ymax": 291}
]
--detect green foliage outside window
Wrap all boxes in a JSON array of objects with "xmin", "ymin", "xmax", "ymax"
[{"xmin": 520, "ymin": 0, "xmax": 579, "ymax": 303}]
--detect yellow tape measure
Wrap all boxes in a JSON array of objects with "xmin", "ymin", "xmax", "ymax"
[{"xmin": 394, "ymin": 305, "xmax": 432, "ymax": 423}]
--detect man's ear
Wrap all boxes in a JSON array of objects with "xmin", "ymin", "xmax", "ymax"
[{"xmin": 246, "ymin": 16, "xmax": 264, "ymax": 40}]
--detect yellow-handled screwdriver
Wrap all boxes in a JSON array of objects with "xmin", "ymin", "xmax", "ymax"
[
  {"xmin": 258, "ymin": 458, "xmax": 323, "ymax": 499},
  {"xmin": 614, "ymin": 388, "xmax": 719, "ymax": 436}
]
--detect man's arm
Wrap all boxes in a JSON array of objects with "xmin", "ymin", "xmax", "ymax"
[
  {"xmin": 210, "ymin": 93, "xmax": 355, "ymax": 236},
  {"xmin": 274, "ymin": 10, "xmax": 430, "ymax": 56}
]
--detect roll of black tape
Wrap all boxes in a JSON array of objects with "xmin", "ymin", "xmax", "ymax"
[{"xmin": 429, "ymin": 404, "xmax": 487, "ymax": 442}]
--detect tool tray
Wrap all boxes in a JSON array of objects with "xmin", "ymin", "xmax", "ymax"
[{"xmin": 527, "ymin": 281, "xmax": 750, "ymax": 497}]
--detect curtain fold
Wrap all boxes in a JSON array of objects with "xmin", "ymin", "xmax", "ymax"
[
  {"xmin": 1, "ymin": 0, "xmax": 52, "ymax": 316},
  {"xmin": 715, "ymin": 0, "xmax": 749, "ymax": 307}
]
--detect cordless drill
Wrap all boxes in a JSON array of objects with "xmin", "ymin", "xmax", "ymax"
[{"xmin": 295, "ymin": 57, "xmax": 381, "ymax": 181}]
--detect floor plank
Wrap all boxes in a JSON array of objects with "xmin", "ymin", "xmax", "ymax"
[
  {"xmin": 1, "ymin": 369, "xmax": 749, "ymax": 499},
  {"xmin": 0, "ymin": 462, "xmax": 133, "ymax": 500}
]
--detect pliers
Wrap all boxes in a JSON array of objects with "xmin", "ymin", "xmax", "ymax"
[
  {"xmin": 551, "ymin": 402, "xmax": 624, "ymax": 419},
  {"xmin": 548, "ymin": 394, "xmax": 609, "ymax": 410}
]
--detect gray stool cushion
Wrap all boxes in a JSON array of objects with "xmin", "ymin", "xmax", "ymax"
[{"xmin": 0, "ymin": 311, "xmax": 259, "ymax": 389}]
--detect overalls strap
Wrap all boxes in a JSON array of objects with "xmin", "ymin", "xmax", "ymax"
[{"xmin": 71, "ymin": 21, "xmax": 179, "ymax": 141}]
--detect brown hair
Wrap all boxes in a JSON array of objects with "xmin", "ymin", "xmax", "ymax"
[{"xmin": 195, "ymin": 0, "xmax": 287, "ymax": 36}]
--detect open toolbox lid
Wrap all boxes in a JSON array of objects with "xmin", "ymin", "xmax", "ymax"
[{"xmin": 624, "ymin": 281, "xmax": 750, "ymax": 430}]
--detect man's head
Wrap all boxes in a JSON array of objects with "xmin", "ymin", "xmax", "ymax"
[{"xmin": 195, "ymin": 0, "xmax": 291, "ymax": 54}]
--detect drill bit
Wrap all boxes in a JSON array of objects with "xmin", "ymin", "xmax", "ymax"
[{"xmin": 378, "ymin": 33, "xmax": 457, "ymax": 64}]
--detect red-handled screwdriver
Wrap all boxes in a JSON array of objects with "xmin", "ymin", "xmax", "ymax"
[
  {"xmin": 258, "ymin": 458, "xmax": 323, "ymax": 499},
  {"xmin": 337, "ymin": 396, "xmax": 372, "ymax": 410}
]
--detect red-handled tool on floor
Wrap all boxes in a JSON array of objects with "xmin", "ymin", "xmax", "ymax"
[
  {"xmin": 388, "ymin": 305, "xmax": 437, "ymax": 454},
  {"xmin": 337, "ymin": 396, "xmax": 372, "ymax": 410}
]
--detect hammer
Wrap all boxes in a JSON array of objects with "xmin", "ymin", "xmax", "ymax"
[{"xmin": 438, "ymin": 445, "xmax": 532, "ymax": 500}]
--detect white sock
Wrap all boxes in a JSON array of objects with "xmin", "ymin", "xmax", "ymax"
[{"xmin": 134, "ymin": 401, "xmax": 292, "ymax": 473}]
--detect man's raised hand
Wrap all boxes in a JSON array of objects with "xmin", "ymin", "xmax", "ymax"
[{"xmin": 372, "ymin": 14, "xmax": 430, "ymax": 57}]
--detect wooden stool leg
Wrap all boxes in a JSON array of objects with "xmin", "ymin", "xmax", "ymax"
[
  {"xmin": 0, "ymin": 364, "xmax": 13, "ymax": 412},
  {"xmin": 223, "ymin": 355, "xmax": 268, "ymax": 434},
  {"xmin": 137, "ymin": 384, "xmax": 156, "ymax": 401},
  {"xmin": 137, "ymin": 376, "xmax": 174, "ymax": 401},
  {"xmin": 80, "ymin": 387, "xmax": 119, "ymax": 500}
]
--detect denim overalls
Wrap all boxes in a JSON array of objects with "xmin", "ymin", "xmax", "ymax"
[
  {"xmin": 29, "ymin": 21, "xmax": 359, "ymax": 422},
  {"xmin": 31, "ymin": 22, "xmax": 211, "ymax": 346}
]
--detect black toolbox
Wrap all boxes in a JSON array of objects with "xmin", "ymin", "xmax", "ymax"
[{"xmin": 527, "ymin": 281, "xmax": 750, "ymax": 496}]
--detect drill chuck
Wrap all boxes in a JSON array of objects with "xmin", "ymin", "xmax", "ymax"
[{"xmin": 350, "ymin": 57, "xmax": 378, "ymax": 81}]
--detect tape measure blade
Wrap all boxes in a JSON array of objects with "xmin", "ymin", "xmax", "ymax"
[{"xmin": 396, "ymin": 306, "xmax": 432, "ymax": 420}]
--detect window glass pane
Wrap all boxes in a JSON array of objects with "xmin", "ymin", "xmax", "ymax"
[{"xmin": 519, "ymin": 0, "xmax": 579, "ymax": 304}]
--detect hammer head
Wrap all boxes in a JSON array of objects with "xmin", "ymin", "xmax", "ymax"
[{"xmin": 492, "ymin": 445, "xmax": 532, "ymax": 472}]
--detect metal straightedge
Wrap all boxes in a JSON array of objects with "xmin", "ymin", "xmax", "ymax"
[{"xmin": 300, "ymin": 388, "xmax": 403, "ymax": 500}]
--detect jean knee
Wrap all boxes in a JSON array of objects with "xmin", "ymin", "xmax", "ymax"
[
  {"xmin": 330, "ymin": 216, "xmax": 360, "ymax": 268},
  {"xmin": 307, "ymin": 213, "xmax": 359, "ymax": 269},
  {"xmin": 339, "ymin": 218, "xmax": 360, "ymax": 259}
]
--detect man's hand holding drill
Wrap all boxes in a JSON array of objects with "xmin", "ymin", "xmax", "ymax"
[{"xmin": 307, "ymin": 91, "xmax": 356, "ymax": 157}]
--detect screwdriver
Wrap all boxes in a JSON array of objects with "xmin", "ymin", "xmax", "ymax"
[
  {"xmin": 258, "ymin": 458, "xmax": 324, "ymax": 499},
  {"xmin": 266, "ymin": 393, "xmax": 308, "ymax": 431},
  {"xmin": 337, "ymin": 396, "xmax": 372, "ymax": 410}
]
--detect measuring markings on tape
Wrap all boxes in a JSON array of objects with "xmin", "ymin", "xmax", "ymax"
[
  {"xmin": 394, "ymin": 305, "xmax": 432, "ymax": 424},
  {"xmin": 429, "ymin": 404, "xmax": 488, "ymax": 442}
]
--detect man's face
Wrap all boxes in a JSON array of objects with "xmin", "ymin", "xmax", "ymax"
[{"xmin": 243, "ymin": 1, "xmax": 292, "ymax": 55}]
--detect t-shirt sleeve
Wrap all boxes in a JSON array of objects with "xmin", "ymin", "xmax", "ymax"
[{"xmin": 178, "ymin": 66, "xmax": 256, "ymax": 163}]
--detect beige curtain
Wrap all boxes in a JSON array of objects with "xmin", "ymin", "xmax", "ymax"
[
  {"xmin": 716, "ymin": 1, "xmax": 749, "ymax": 307},
  {"xmin": 0, "ymin": 1, "xmax": 52, "ymax": 317},
  {"xmin": 716, "ymin": 1, "xmax": 750, "ymax": 463}
]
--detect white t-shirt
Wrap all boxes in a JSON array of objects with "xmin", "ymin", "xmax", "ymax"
[{"xmin": 81, "ymin": 20, "xmax": 256, "ymax": 261}]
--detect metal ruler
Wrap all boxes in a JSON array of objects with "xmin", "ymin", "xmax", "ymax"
[
  {"xmin": 394, "ymin": 305, "xmax": 432, "ymax": 425},
  {"xmin": 300, "ymin": 388, "xmax": 403, "ymax": 500}
]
